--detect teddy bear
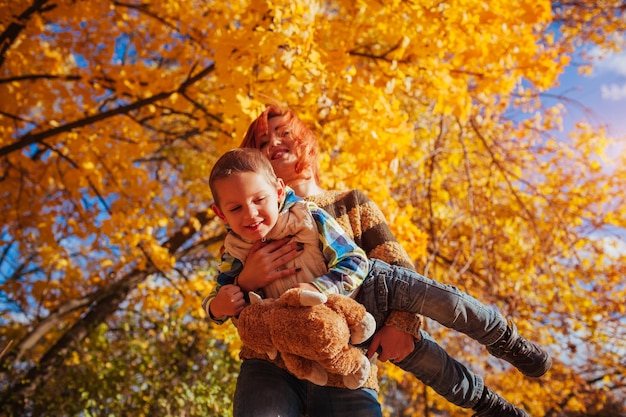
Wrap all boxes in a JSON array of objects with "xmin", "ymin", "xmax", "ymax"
[{"xmin": 236, "ymin": 288, "xmax": 377, "ymax": 389}]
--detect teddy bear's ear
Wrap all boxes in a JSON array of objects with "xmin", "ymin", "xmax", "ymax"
[{"xmin": 249, "ymin": 292, "xmax": 263, "ymax": 304}]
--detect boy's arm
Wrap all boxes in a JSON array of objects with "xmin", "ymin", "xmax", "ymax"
[
  {"xmin": 308, "ymin": 203, "xmax": 369, "ymax": 295},
  {"xmin": 310, "ymin": 189, "xmax": 421, "ymax": 361},
  {"xmin": 202, "ymin": 289, "xmax": 225, "ymax": 323},
  {"xmin": 350, "ymin": 190, "xmax": 423, "ymax": 342},
  {"xmin": 310, "ymin": 203, "xmax": 421, "ymax": 338},
  {"xmin": 202, "ymin": 251, "xmax": 244, "ymax": 324}
]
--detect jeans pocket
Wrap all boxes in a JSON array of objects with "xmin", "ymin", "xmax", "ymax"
[{"xmin": 356, "ymin": 277, "xmax": 386, "ymax": 327}]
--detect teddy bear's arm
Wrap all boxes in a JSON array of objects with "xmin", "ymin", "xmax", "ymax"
[
  {"xmin": 237, "ymin": 299, "xmax": 280, "ymax": 360},
  {"xmin": 325, "ymin": 294, "xmax": 376, "ymax": 345}
]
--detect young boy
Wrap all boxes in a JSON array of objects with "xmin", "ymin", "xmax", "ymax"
[
  {"xmin": 203, "ymin": 147, "xmax": 550, "ymax": 417},
  {"xmin": 204, "ymin": 147, "xmax": 370, "ymax": 322}
]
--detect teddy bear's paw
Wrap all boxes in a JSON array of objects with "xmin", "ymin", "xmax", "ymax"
[
  {"xmin": 306, "ymin": 362, "xmax": 328, "ymax": 386},
  {"xmin": 299, "ymin": 290, "xmax": 327, "ymax": 307},
  {"xmin": 350, "ymin": 312, "xmax": 377, "ymax": 344},
  {"xmin": 343, "ymin": 355, "xmax": 371, "ymax": 389}
]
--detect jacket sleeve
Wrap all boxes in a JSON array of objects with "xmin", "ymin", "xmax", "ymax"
[
  {"xmin": 351, "ymin": 190, "xmax": 423, "ymax": 338},
  {"xmin": 350, "ymin": 190, "xmax": 415, "ymax": 268},
  {"xmin": 201, "ymin": 249, "xmax": 244, "ymax": 324},
  {"xmin": 308, "ymin": 203, "xmax": 369, "ymax": 296}
]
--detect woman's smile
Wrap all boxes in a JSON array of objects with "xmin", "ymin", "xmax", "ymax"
[{"xmin": 270, "ymin": 147, "xmax": 289, "ymax": 160}]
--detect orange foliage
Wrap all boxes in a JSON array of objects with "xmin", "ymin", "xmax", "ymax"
[{"xmin": 1, "ymin": 0, "xmax": 625, "ymax": 415}]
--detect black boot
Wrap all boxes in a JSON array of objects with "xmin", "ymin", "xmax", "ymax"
[
  {"xmin": 487, "ymin": 321, "xmax": 552, "ymax": 377},
  {"xmin": 472, "ymin": 387, "xmax": 529, "ymax": 417}
]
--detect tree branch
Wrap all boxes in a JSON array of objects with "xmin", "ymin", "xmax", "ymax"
[
  {"xmin": 0, "ymin": 0, "xmax": 55, "ymax": 70},
  {"xmin": 0, "ymin": 209, "xmax": 222, "ymax": 414},
  {"xmin": 0, "ymin": 63, "xmax": 215, "ymax": 158}
]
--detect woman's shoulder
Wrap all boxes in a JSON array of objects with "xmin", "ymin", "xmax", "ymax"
[{"xmin": 306, "ymin": 189, "xmax": 372, "ymax": 210}]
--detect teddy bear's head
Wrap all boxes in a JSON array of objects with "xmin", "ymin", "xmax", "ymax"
[{"xmin": 236, "ymin": 288, "xmax": 376, "ymax": 389}]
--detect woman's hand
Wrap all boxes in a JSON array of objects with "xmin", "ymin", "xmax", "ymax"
[
  {"xmin": 367, "ymin": 325, "xmax": 415, "ymax": 363},
  {"xmin": 236, "ymin": 238, "xmax": 303, "ymax": 292}
]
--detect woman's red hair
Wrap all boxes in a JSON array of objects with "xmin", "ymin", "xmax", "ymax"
[{"xmin": 240, "ymin": 104, "xmax": 320, "ymax": 184}]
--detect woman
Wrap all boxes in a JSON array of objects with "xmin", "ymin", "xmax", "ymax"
[{"xmin": 232, "ymin": 105, "xmax": 550, "ymax": 417}]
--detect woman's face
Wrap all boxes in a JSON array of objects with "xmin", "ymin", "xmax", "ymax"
[{"xmin": 256, "ymin": 115, "xmax": 299, "ymax": 183}]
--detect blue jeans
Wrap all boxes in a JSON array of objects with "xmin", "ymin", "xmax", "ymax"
[
  {"xmin": 234, "ymin": 359, "xmax": 382, "ymax": 417},
  {"xmin": 354, "ymin": 259, "xmax": 509, "ymax": 408}
]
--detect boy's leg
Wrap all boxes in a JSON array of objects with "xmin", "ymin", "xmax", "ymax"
[
  {"xmin": 394, "ymin": 330, "xmax": 483, "ymax": 408},
  {"xmin": 362, "ymin": 259, "xmax": 551, "ymax": 377},
  {"xmin": 363, "ymin": 259, "xmax": 506, "ymax": 344},
  {"xmin": 394, "ymin": 331, "xmax": 529, "ymax": 417},
  {"xmin": 485, "ymin": 321, "xmax": 552, "ymax": 377}
]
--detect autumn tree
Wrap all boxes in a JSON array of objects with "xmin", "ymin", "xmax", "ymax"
[{"xmin": 1, "ymin": 0, "xmax": 625, "ymax": 416}]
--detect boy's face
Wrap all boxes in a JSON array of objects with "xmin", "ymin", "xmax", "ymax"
[{"xmin": 212, "ymin": 171, "xmax": 285, "ymax": 242}]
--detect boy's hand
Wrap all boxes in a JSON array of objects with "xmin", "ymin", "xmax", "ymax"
[{"xmin": 210, "ymin": 284, "xmax": 246, "ymax": 318}]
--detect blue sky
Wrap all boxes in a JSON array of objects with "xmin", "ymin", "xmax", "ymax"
[{"xmin": 555, "ymin": 48, "xmax": 626, "ymax": 140}]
